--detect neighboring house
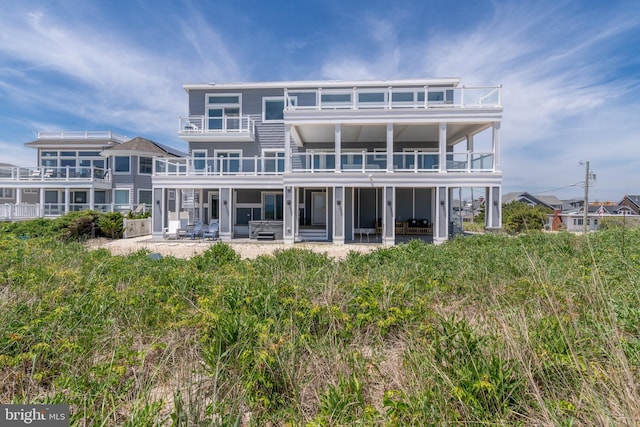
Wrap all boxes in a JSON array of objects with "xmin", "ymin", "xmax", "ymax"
[
  {"xmin": 151, "ymin": 78, "xmax": 504, "ymax": 244},
  {"xmin": 0, "ymin": 131, "xmax": 182, "ymax": 219},
  {"xmin": 102, "ymin": 136, "xmax": 184, "ymax": 212},
  {"xmin": 549, "ymin": 203, "xmax": 640, "ymax": 232},
  {"xmin": 503, "ymin": 192, "xmax": 563, "ymax": 210},
  {"xmin": 618, "ymin": 195, "xmax": 640, "ymax": 215}
]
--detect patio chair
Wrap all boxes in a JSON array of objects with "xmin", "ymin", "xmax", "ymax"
[
  {"xmin": 184, "ymin": 221, "xmax": 204, "ymax": 239},
  {"xmin": 203, "ymin": 222, "xmax": 219, "ymax": 240}
]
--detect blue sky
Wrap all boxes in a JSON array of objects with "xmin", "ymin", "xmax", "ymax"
[{"xmin": 1, "ymin": 0, "xmax": 639, "ymax": 201}]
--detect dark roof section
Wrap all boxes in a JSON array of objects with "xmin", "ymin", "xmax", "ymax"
[
  {"xmin": 502, "ymin": 192, "xmax": 562, "ymax": 210},
  {"xmin": 102, "ymin": 137, "xmax": 185, "ymax": 157},
  {"xmin": 622, "ymin": 195, "xmax": 640, "ymax": 208}
]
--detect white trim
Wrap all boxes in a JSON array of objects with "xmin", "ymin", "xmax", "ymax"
[{"xmin": 184, "ymin": 78, "xmax": 461, "ymax": 91}]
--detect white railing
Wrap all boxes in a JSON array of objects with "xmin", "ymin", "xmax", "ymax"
[
  {"xmin": 153, "ymin": 151, "xmax": 494, "ymax": 176},
  {"xmin": 392, "ymin": 152, "xmax": 440, "ymax": 172},
  {"xmin": 2, "ymin": 203, "xmax": 40, "ymax": 220},
  {"xmin": 154, "ymin": 156, "xmax": 284, "ymax": 176},
  {"xmin": 284, "ymin": 85, "xmax": 501, "ymax": 111},
  {"xmin": 178, "ymin": 115, "xmax": 255, "ymax": 135},
  {"xmin": 0, "ymin": 166, "xmax": 110, "ymax": 182},
  {"xmin": 37, "ymin": 131, "xmax": 129, "ymax": 142},
  {"xmin": 446, "ymin": 152, "xmax": 494, "ymax": 172}
]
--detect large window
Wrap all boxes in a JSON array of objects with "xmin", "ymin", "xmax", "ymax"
[
  {"xmin": 263, "ymin": 193, "xmax": 283, "ymax": 220},
  {"xmin": 138, "ymin": 189, "xmax": 152, "ymax": 207},
  {"xmin": 263, "ymin": 97, "xmax": 295, "ymax": 122},
  {"xmin": 215, "ymin": 150, "xmax": 241, "ymax": 173},
  {"xmin": 139, "ymin": 157, "xmax": 152, "ymax": 174},
  {"xmin": 0, "ymin": 189, "xmax": 14, "ymax": 198},
  {"xmin": 207, "ymin": 94, "xmax": 241, "ymax": 130},
  {"xmin": 114, "ymin": 189, "xmax": 130, "ymax": 206},
  {"xmin": 263, "ymin": 150, "xmax": 284, "ymax": 173},
  {"xmin": 114, "ymin": 156, "xmax": 131, "ymax": 173}
]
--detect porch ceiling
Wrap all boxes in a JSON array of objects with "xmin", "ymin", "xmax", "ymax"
[{"xmin": 292, "ymin": 122, "xmax": 489, "ymax": 146}]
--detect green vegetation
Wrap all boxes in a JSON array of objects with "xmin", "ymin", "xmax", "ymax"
[
  {"xmin": 0, "ymin": 211, "xmax": 135, "ymax": 241},
  {"xmin": 1, "ymin": 229, "xmax": 640, "ymax": 425}
]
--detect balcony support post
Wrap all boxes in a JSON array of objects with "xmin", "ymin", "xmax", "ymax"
[
  {"xmin": 64, "ymin": 188, "xmax": 70, "ymax": 215},
  {"xmin": 492, "ymin": 122, "xmax": 501, "ymax": 172},
  {"xmin": 386, "ymin": 123, "xmax": 394, "ymax": 172},
  {"xmin": 438, "ymin": 123, "xmax": 447, "ymax": 172},
  {"xmin": 334, "ymin": 124, "xmax": 341, "ymax": 173}
]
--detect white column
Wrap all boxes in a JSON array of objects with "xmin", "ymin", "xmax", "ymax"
[
  {"xmin": 89, "ymin": 188, "xmax": 95, "ymax": 210},
  {"xmin": 467, "ymin": 133, "xmax": 474, "ymax": 152},
  {"xmin": 493, "ymin": 122, "xmax": 501, "ymax": 172},
  {"xmin": 39, "ymin": 188, "xmax": 45, "ymax": 217},
  {"xmin": 386, "ymin": 123, "xmax": 394, "ymax": 172},
  {"xmin": 335, "ymin": 124, "xmax": 341, "ymax": 173},
  {"xmin": 16, "ymin": 188, "xmax": 22, "ymax": 204},
  {"xmin": 64, "ymin": 188, "xmax": 70, "ymax": 214},
  {"xmin": 284, "ymin": 124, "xmax": 292, "ymax": 173},
  {"xmin": 438, "ymin": 123, "xmax": 447, "ymax": 171}
]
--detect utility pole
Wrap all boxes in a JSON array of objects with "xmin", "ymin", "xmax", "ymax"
[{"xmin": 583, "ymin": 161, "xmax": 589, "ymax": 234}]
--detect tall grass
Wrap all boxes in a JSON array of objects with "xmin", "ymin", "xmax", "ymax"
[{"xmin": 1, "ymin": 231, "xmax": 639, "ymax": 425}]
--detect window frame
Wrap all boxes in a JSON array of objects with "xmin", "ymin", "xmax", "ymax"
[
  {"xmin": 114, "ymin": 156, "xmax": 131, "ymax": 174},
  {"xmin": 263, "ymin": 96, "xmax": 296, "ymax": 123},
  {"xmin": 206, "ymin": 93, "xmax": 242, "ymax": 131},
  {"xmin": 138, "ymin": 156, "xmax": 153, "ymax": 175},
  {"xmin": 114, "ymin": 188, "xmax": 131, "ymax": 206}
]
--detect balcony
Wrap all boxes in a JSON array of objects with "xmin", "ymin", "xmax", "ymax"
[
  {"xmin": 154, "ymin": 156, "xmax": 284, "ymax": 176},
  {"xmin": 178, "ymin": 115, "xmax": 256, "ymax": 142},
  {"xmin": 152, "ymin": 151, "xmax": 495, "ymax": 177},
  {"xmin": 0, "ymin": 166, "xmax": 111, "ymax": 183},
  {"xmin": 36, "ymin": 131, "xmax": 129, "ymax": 142},
  {"xmin": 284, "ymin": 85, "xmax": 501, "ymax": 111}
]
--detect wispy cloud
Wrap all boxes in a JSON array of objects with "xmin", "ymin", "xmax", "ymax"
[{"xmin": 0, "ymin": 1, "xmax": 240, "ymax": 139}]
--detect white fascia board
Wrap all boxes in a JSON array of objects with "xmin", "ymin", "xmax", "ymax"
[
  {"xmin": 284, "ymin": 108, "xmax": 503, "ymax": 125},
  {"xmin": 183, "ymin": 78, "xmax": 462, "ymax": 92},
  {"xmin": 282, "ymin": 172, "xmax": 502, "ymax": 188},
  {"xmin": 151, "ymin": 176, "xmax": 284, "ymax": 189}
]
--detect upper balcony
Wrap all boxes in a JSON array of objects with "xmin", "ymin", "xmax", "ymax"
[
  {"xmin": 178, "ymin": 115, "xmax": 256, "ymax": 142},
  {"xmin": 0, "ymin": 166, "xmax": 111, "ymax": 184},
  {"xmin": 283, "ymin": 85, "xmax": 502, "ymax": 124},
  {"xmin": 36, "ymin": 131, "xmax": 129, "ymax": 142},
  {"xmin": 152, "ymin": 151, "xmax": 495, "ymax": 178}
]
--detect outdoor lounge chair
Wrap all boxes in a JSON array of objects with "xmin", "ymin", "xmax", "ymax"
[
  {"xmin": 184, "ymin": 221, "xmax": 204, "ymax": 239},
  {"xmin": 203, "ymin": 222, "xmax": 219, "ymax": 240}
]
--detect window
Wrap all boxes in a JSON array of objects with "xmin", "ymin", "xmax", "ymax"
[
  {"xmin": 263, "ymin": 193, "xmax": 283, "ymax": 220},
  {"xmin": 215, "ymin": 150, "xmax": 242, "ymax": 173},
  {"xmin": 192, "ymin": 150, "xmax": 207, "ymax": 171},
  {"xmin": 139, "ymin": 157, "xmax": 153, "ymax": 174},
  {"xmin": 321, "ymin": 92, "xmax": 352, "ymax": 106},
  {"xmin": 114, "ymin": 156, "xmax": 130, "ymax": 173},
  {"xmin": 138, "ymin": 190, "xmax": 152, "ymax": 207},
  {"xmin": 0, "ymin": 188, "xmax": 14, "ymax": 198},
  {"xmin": 114, "ymin": 189, "xmax": 130, "ymax": 205},
  {"xmin": 263, "ymin": 97, "xmax": 296, "ymax": 122},
  {"xmin": 263, "ymin": 150, "xmax": 285, "ymax": 173},
  {"xmin": 357, "ymin": 91, "xmax": 386, "ymax": 107},
  {"xmin": 207, "ymin": 94, "xmax": 241, "ymax": 130}
]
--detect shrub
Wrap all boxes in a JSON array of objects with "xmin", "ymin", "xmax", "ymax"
[{"xmin": 96, "ymin": 212, "xmax": 124, "ymax": 239}]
